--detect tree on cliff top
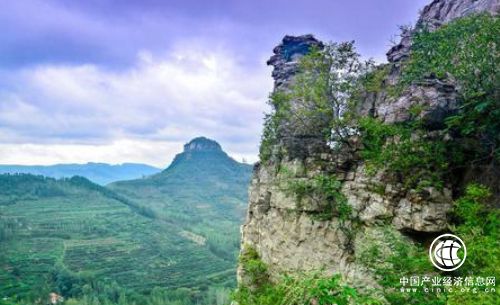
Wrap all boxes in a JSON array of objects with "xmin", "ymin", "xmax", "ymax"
[{"xmin": 260, "ymin": 41, "xmax": 373, "ymax": 161}]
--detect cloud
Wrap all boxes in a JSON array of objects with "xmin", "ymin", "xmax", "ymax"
[
  {"xmin": 0, "ymin": 0, "xmax": 429, "ymax": 68},
  {"xmin": 0, "ymin": 45, "xmax": 272, "ymax": 165},
  {"xmin": 0, "ymin": 0, "xmax": 431, "ymax": 165},
  {"xmin": 0, "ymin": 140, "xmax": 182, "ymax": 168}
]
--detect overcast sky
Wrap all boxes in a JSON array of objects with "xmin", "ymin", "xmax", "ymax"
[{"xmin": 0, "ymin": 0, "xmax": 429, "ymax": 167}]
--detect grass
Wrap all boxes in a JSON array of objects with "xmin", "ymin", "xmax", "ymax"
[{"xmin": 0, "ymin": 173, "xmax": 242, "ymax": 304}]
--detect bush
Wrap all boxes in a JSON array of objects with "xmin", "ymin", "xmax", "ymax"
[
  {"xmin": 239, "ymin": 246, "xmax": 269, "ymax": 288},
  {"xmin": 234, "ymin": 271, "xmax": 382, "ymax": 305},
  {"xmin": 403, "ymin": 14, "xmax": 499, "ymax": 159},
  {"xmin": 451, "ymin": 184, "xmax": 499, "ymax": 276},
  {"xmin": 259, "ymin": 91, "xmax": 291, "ymax": 162},
  {"xmin": 281, "ymin": 170, "xmax": 351, "ymax": 221},
  {"xmin": 358, "ymin": 117, "xmax": 448, "ymax": 190},
  {"xmin": 447, "ymin": 184, "xmax": 499, "ymax": 304}
]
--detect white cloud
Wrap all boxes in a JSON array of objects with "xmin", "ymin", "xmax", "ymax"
[
  {"xmin": 0, "ymin": 140, "xmax": 181, "ymax": 168},
  {"xmin": 0, "ymin": 45, "xmax": 273, "ymax": 165}
]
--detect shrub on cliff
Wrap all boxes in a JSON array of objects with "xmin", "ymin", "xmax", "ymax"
[
  {"xmin": 259, "ymin": 42, "xmax": 373, "ymax": 162},
  {"xmin": 358, "ymin": 117, "xmax": 449, "ymax": 190},
  {"xmin": 234, "ymin": 271, "xmax": 382, "ymax": 305},
  {"xmin": 403, "ymin": 14, "xmax": 499, "ymax": 161}
]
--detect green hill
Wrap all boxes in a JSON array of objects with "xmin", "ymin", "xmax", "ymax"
[
  {"xmin": 0, "ymin": 163, "xmax": 161, "ymax": 185},
  {"xmin": 109, "ymin": 137, "xmax": 253, "ymax": 261},
  {"xmin": 0, "ymin": 138, "xmax": 253, "ymax": 305}
]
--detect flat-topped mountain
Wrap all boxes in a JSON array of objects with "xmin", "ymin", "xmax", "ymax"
[
  {"xmin": 154, "ymin": 137, "xmax": 252, "ymax": 195},
  {"xmin": 110, "ymin": 136, "xmax": 252, "ymax": 257},
  {"xmin": 111, "ymin": 137, "xmax": 252, "ymax": 211}
]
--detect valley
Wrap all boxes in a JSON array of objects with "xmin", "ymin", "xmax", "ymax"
[{"xmin": 0, "ymin": 138, "xmax": 252, "ymax": 305}]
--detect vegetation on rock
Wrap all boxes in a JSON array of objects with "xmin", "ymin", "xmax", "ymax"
[
  {"xmin": 358, "ymin": 117, "xmax": 449, "ymax": 190},
  {"xmin": 260, "ymin": 42, "xmax": 372, "ymax": 162},
  {"xmin": 235, "ymin": 245, "xmax": 381, "ymax": 305},
  {"xmin": 360, "ymin": 183, "xmax": 499, "ymax": 305},
  {"xmin": 403, "ymin": 14, "xmax": 499, "ymax": 162},
  {"xmin": 279, "ymin": 168, "xmax": 351, "ymax": 221},
  {"xmin": 242, "ymin": 12, "xmax": 499, "ymax": 305}
]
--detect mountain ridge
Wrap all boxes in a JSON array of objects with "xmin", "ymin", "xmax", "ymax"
[{"xmin": 0, "ymin": 162, "xmax": 161, "ymax": 185}]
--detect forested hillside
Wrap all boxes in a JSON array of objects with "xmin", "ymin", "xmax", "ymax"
[{"xmin": 0, "ymin": 137, "xmax": 252, "ymax": 305}]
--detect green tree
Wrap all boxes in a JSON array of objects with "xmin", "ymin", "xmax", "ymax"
[{"xmin": 260, "ymin": 41, "xmax": 373, "ymax": 161}]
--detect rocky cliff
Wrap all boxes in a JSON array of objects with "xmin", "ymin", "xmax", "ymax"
[{"xmin": 238, "ymin": 0, "xmax": 499, "ymax": 296}]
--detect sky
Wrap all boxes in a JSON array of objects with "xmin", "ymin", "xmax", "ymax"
[{"xmin": 0, "ymin": 0, "xmax": 429, "ymax": 167}]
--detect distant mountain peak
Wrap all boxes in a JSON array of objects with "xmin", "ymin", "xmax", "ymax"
[{"xmin": 183, "ymin": 137, "xmax": 222, "ymax": 152}]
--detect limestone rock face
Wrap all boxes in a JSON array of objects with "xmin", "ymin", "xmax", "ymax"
[
  {"xmin": 266, "ymin": 35, "xmax": 331, "ymax": 160},
  {"xmin": 392, "ymin": 187, "xmax": 453, "ymax": 232},
  {"xmin": 238, "ymin": 0, "xmax": 496, "ymax": 292},
  {"xmin": 241, "ymin": 160, "xmax": 375, "ymax": 288},
  {"xmin": 375, "ymin": 76, "xmax": 458, "ymax": 128},
  {"xmin": 359, "ymin": 0, "xmax": 500, "ymax": 130},
  {"xmin": 352, "ymin": 66, "xmax": 460, "ymax": 133},
  {"xmin": 378, "ymin": 0, "xmax": 499, "ymax": 127},
  {"xmin": 341, "ymin": 165, "xmax": 453, "ymax": 233},
  {"xmin": 419, "ymin": 0, "xmax": 499, "ymax": 28},
  {"xmin": 267, "ymin": 34, "xmax": 324, "ymax": 90},
  {"xmin": 238, "ymin": 35, "xmax": 455, "ymax": 291}
]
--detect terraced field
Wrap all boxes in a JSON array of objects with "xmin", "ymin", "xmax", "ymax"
[{"xmin": 0, "ymin": 174, "xmax": 234, "ymax": 301}]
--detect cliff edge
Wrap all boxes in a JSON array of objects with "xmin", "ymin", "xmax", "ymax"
[{"xmin": 237, "ymin": 0, "xmax": 499, "ymax": 303}]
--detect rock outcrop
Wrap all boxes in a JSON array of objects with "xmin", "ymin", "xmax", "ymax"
[
  {"xmin": 358, "ymin": 75, "xmax": 459, "ymax": 129},
  {"xmin": 267, "ymin": 35, "xmax": 324, "ymax": 90},
  {"xmin": 183, "ymin": 137, "xmax": 222, "ymax": 152},
  {"xmin": 238, "ymin": 0, "xmax": 499, "ymax": 292},
  {"xmin": 380, "ymin": 0, "xmax": 499, "ymax": 128}
]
